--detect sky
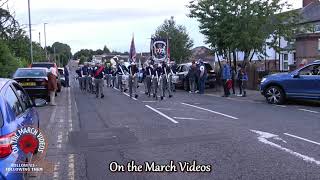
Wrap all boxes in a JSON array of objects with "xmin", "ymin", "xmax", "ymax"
[{"xmin": 7, "ymin": 0, "xmax": 301, "ymax": 54}]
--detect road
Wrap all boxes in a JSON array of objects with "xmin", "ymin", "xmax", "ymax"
[{"xmin": 32, "ymin": 62, "xmax": 320, "ymax": 180}]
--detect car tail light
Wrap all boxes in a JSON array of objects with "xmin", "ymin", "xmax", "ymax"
[{"xmin": 0, "ymin": 133, "xmax": 14, "ymax": 158}]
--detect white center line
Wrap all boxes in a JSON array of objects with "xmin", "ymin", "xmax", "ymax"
[
  {"xmin": 284, "ymin": 133, "xmax": 320, "ymax": 146},
  {"xmin": 143, "ymin": 101, "xmax": 157, "ymax": 103},
  {"xmin": 298, "ymin": 109, "xmax": 319, "ymax": 114},
  {"xmin": 145, "ymin": 105, "xmax": 179, "ymax": 124},
  {"xmin": 123, "ymin": 92, "xmax": 138, "ymax": 101},
  {"xmin": 275, "ymin": 105, "xmax": 287, "ymax": 108},
  {"xmin": 181, "ymin": 103, "xmax": 239, "ymax": 120}
]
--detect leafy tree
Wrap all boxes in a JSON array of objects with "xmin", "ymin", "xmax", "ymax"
[
  {"xmin": 103, "ymin": 45, "xmax": 110, "ymax": 54},
  {"xmin": 154, "ymin": 16, "xmax": 194, "ymax": 63},
  {"xmin": 51, "ymin": 42, "xmax": 72, "ymax": 66},
  {"xmin": 188, "ymin": 0, "xmax": 298, "ymax": 67},
  {"xmin": 0, "ymin": 40, "xmax": 19, "ymax": 77}
]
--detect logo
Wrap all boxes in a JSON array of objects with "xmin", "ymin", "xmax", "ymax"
[
  {"xmin": 152, "ymin": 40, "xmax": 167, "ymax": 61},
  {"xmin": 5, "ymin": 126, "xmax": 53, "ymax": 174}
]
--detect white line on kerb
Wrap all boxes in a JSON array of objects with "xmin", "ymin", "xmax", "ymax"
[
  {"xmin": 145, "ymin": 105, "xmax": 179, "ymax": 124},
  {"xmin": 181, "ymin": 103, "xmax": 239, "ymax": 120},
  {"xmin": 298, "ymin": 109, "xmax": 319, "ymax": 114},
  {"xmin": 284, "ymin": 133, "xmax": 320, "ymax": 146}
]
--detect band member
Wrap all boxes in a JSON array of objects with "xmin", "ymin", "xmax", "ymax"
[
  {"xmin": 87, "ymin": 64, "xmax": 94, "ymax": 93},
  {"xmin": 116, "ymin": 60, "xmax": 128, "ymax": 92},
  {"xmin": 128, "ymin": 61, "xmax": 139, "ymax": 98},
  {"xmin": 144, "ymin": 61, "xmax": 153, "ymax": 97},
  {"xmin": 159, "ymin": 61, "xmax": 172, "ymax": 100},
  {"xmin": 93, "ymin": 62, "xmax": 105, "ymax": 98},
  {"xmin": 152, "ymin": 63, "xmax": 162, "ymax": 100},
  {"xmin": 81, "ymin": 62, "xmax": 89, "ymax": 92},
  {"xmin": 104, "ymin": 63, "xmax": 112, "ymax": 87},
  {"xmin": 76, "ymin": 66, "xmax": 83, "ymax": 90}
]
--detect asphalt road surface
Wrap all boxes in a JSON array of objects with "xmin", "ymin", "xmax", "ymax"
[{"xmin": 32, "ymin": 62, "xmax": 320, "ymax": 180}]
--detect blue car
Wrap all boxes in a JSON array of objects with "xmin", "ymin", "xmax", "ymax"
[
  {"xmin": 260, "ymin": 61, "xmax": 320, "ymax": 104},
  {"xmin": 0, "ymin": 78, "xmax": 41, "ymax": 180}
]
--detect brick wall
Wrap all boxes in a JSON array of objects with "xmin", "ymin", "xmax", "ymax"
[{"xmin": 296, "ymin": 35, "xmax": 320, "ymax": 65}]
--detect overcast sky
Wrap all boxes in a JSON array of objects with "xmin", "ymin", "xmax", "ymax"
[{"xmin": 7, "ymin": 0, "xmax": 301, "ymax": 53}]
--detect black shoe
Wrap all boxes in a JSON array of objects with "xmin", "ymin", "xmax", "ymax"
[
  {"xmin": 124, "ymin": 89, "xmax": 128, "ymax": 92},
  {"xmin": 148, "ymin": 93, "xmax": 151, "ymax": 97},
  {"xmin": 153, "ymin": 94, "xmax": 156, "ymax": 98},
  {"xmin": 145, "ymin": 92, "xmax": 148, "ymax": 95},
  {"xmin": 135, "ymin": 94, "xmax": 138, "ymax": 98},
  {"xmin": 169, "ymin": 95, "xmax": 172, "ymax": 98},
  {"xmin": 101, "ymin": 94, "xmax": 104, "ymax": 98},
  {"xmin": 160, "ymin": 96, "xmax": 163, "ymax": 100}
]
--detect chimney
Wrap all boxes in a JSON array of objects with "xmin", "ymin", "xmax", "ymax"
[{"xmin": 303, "ymin": 0, "xmax": 318, "ymax": 7}]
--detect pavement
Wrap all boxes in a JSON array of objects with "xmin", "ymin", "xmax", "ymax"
[{"xmin": 31, "ymin": 62, "xmax": 320, "ymax": 180}]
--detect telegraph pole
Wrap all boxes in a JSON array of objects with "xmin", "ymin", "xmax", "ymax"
[
  {"xmin": 28, "ymin": 0, "xmax": 33, "ymax": 63},
  {"xmin": 38, "ymin": 32, "xmax": 41, "ymax": 46},
  {"xmin": 44, "ymin": 23, "xmax": 48, "ymax": 60}
]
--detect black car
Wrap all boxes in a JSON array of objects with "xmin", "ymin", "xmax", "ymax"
[
  {"xmin": 13, "ymin": 68, "xmax": 49, "ymax": 101},
  {"xmin": 30, "ymin": 62, "xmax": 62, "ymax": 92},
  {"xmin": 175, "ymin": 62, "xmax": 216, "ymax": 91}
]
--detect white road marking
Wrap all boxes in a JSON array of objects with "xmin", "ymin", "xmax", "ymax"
[
  {"xmin": 298, "ymin": 109, "xmax": 319, "ymax": 114},
  {"xmin": 113, "ymin": 88, "xmax": 120, "ymax": 91},
  {"xmin": 275, "ymin": 105, "xmax": 287, "ymax": 108},
  {"xmin": 142, "ymin": 101, "xmax": 157, "ymax": 103},
  {"xmin": 46, "ymin": 106, "xmax": 57, "ymax": 130},
  {"xmin": 181, "ymin": 103, "xmax": 239, "ymax": 120},
  {"xmin": 145, "ymin": 105, "xmax": 179, "ymax": 124},
  {"xmin": 284, "ymin": 133, "xmax": 320, "ymax": 146},
  {"xmin": 157, "ymin": 108, "xmax": 176, "ymax": 110},
  {"xmin": 173, "ymin": 117, "xmax": 203, "ymax": 120},
  {"xmin": 68, "ymin": 154, "xmax": 75, "ymax": 180},
  {"xmin": 251, "ymin": 130, "xmax": 320, "ymax": 166},
  {"xmin": 123, "ymin": 92, "xmax": 138, "ymax": 101}
]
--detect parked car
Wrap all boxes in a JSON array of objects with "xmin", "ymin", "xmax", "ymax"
[
  {"xmin": 58, "ymin": 68, "xmax": 66, "ymax": 87},
  {"xmin": 260, "ymin": 60, "xmax": 320, "ymax": 104},
  {"xmin": 175, "ymin": 62, "xmax": 216, "ymax": 91},
  {"xmin": 30, "ymin": 62, "xmax": 61, "ymax": 92},
  {"xmin": 13, "ymin": 68, "xmax": 49, "ymax": 101},
  {"xmin": 0, "ymin": 78, "xmax": 43, "ymax": 180}
]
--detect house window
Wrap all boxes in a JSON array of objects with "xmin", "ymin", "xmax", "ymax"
[{"xmin": 283, "ymin": 54, "xmax": 289, "ymax": 71}]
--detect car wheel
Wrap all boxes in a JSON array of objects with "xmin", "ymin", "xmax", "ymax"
[{"xmin": 265, "ymin": 86, "xmax": 285, "ymax": 105}]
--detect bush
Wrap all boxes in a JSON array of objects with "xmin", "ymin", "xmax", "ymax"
[{"xmin": 0, "ymin": 40, "xmax": 20, "ymax": 78}]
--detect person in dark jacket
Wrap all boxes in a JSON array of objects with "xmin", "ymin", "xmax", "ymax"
[
  {"xmin": 152, "ymin": 63, "xmax": 162, "ymax": 99},
  {"xmin": 198, "ymin": 60, "xmax": 207, "ymax": 94},
  {"xmin": 64, "ymin": 65, "xmax": 69, "ymax": 87},
  {"xmin": 159, "ymin": 61, "xmax": 172, "ymax": 100},
  {"xmin": 116, "ymin": 60, "xmax": 128, "ymax": 92},
  {"xmin": 93, "ymin": 63, "xmax": 105, "ymax": 98},
  {"xmin": 188, "ymin": 61, "xmax": 198, "ymax": 93},
  {"xmin": 48, "ymin": 67, "xmax": 58, "ymax": 106}
]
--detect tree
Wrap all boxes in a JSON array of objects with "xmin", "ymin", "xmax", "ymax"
[
  {"xmin": 103, "ymin": 45, "xmax": 110, "ymax": 54},
  {"xmin": 154, "ymin": 16, "xmax": 194, "ymax": 63},
  {"xmin": 188, "ymin": 0, "xmax": 298, "ymax": 67},
  {"xmin": 51, "ymin": 42, "xmax": 72, "ymax": 66},
  {"xmin": 0, "ymin": 40, "xmax": 19, "ymax": 77}
]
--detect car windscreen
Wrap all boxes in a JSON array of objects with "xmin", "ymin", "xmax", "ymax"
[
  {"xmin": 14, "ymin": 69, "xmax": 47, "ymax": 77},
  {"xmin": 0, "ymin": 108, "xmax": 3, "ymax": 128},
  {"xmin": 58, "ymin": 69, "xmax": 64, "ymax": 75},
  {"xmin": 32, "ymin": 63, "xmax": 54, "ymax": 69}
]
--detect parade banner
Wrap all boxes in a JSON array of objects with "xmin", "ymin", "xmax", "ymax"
[
  {"xmin": 150, "ymin": 38, "xmax": 168, "ymax": 63},
  {"xmin": 129, "ymin": 36, "xmax": 136, "ymax": 62}
]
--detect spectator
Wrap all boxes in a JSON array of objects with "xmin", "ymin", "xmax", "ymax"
[
  {"xmin": 48, "ymin": 67, "xmax": 58, "ymax": 106},
  {"xmin": 221, "ymin": 61, "xmax": 231, "ymax": 97},
  {"xmin": 231, "ymin": 66, "xmax": 236, "ymax": 94},
  {"xmin": 188, "ymin": 61, "xmax": 197, "ymax": 93},
  {"xmin": 198, "ymin": 60, "xmax": 207, "ymax": 94}
]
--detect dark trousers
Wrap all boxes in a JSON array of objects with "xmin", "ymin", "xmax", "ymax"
[
  {"xmin": 237, "ymin": 80, "xmax": 243, "ymax": 95},
  {"xmin": 65, "ymin": 76, "xmax": 69, "ymax": 87},
  {"xmin": 222, "ymin": 79, "xmax": 230, "ymax": 96},
  {"xmin": 198, "ymin": 78, "xmax": 206, "ymax": 94}
]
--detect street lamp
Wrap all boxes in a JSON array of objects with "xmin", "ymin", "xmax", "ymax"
[
  {"xmin": 27, "ymin": 0, "xmax": 33, "ymax": 63},
  {"xmin": 44, "ymin": 23, "xmax": 48, "ymax": 60}
]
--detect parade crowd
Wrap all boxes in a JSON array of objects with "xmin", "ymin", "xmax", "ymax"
[{"xmin": 74, "ymin": 58, "xmax": 249, "ymax": 100}]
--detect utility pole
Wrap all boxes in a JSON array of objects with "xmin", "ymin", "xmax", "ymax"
[
  {"xmin": 44, "ymin": 23, "xmax": 48, "ymax": 60},
  {"xmin": 53, "ymin": 47, "xmax": 56, "ymax": 63},
  {"xmin": 28, "ymin": 0, "xmax": 33, "ymax": 63},
  {"xmin": 38, "ymin": 32, "xmax": 41, "ymax": 46}
]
